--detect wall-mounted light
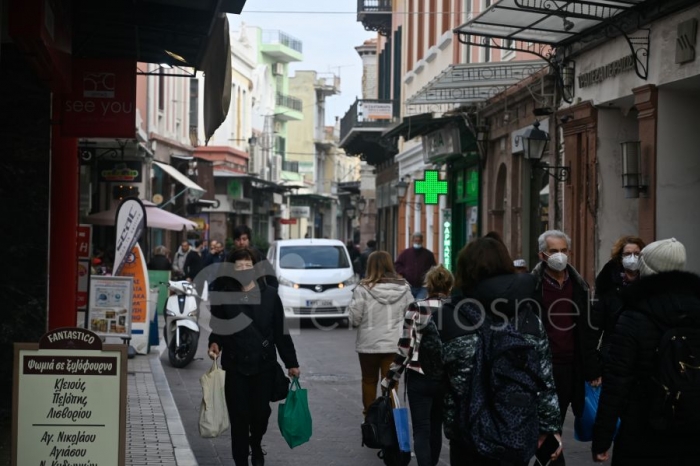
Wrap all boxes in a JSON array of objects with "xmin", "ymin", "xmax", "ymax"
[
  {"xmin": 560, "ymin": 61, "xmax": 575, "ymax": 103},
  {"xmin": 395, "ymin": 179, "xmax": 409, "ymax": 198},
  {"xmin": 621, "ymin": 141, "xmax": 647, "ymax": 198},
  {"xmin": 112, "ymin": 185, "xmax": 140, "ymax": 200},
  {"xmin": 357, "ymin": 197, "xmax": 367, "ymax": 212},
  {"xmin": 476, "ymin": 125, "xmax": 489, "ymax": 161},
  {"xmin": 346, "ymin": 206, "xmax": 356, "ymax": 219},
  {"xmin": 517, "ymin": 121, "xmax": 570, "ymax": 182}
]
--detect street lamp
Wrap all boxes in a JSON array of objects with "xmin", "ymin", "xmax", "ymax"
[
  {"xmin": 395, "ymin": 179, "xmax": 409, "ymax": 198},
  {"xmin": 346, "ymin": 206, "xmax": 356, "ymax": 219},
  {"xmin": 357, "ymin": 197, "xmax": 367, "ymax": 212},
  {"xmin": 519, "ymin": 121, "xmax": 570, "ymax": 182},
  {"xmin": 476, "ymin": 125, "xmax": 489, "ymax": 161}
]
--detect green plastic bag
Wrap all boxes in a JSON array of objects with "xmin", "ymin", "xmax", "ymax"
[{"xmin": 277, "ymin": 377, "xmax": 312, "ymax": 448}]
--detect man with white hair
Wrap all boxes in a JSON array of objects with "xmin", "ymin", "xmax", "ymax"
[{"xmin": 532, "ymin": 230, "xmax": 596, "ymax": 466}]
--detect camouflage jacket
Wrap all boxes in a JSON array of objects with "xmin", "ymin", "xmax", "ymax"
[{"xmin": 426, "ymin": 303, "xmax": 562, "ymax": 440}]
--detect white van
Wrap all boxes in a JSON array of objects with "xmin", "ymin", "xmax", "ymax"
[{"xmin": 267, "ymin": 239, "xmax": 358, "ymax": 320}]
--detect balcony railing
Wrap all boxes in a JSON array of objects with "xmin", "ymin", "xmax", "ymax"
[
  {"xmin": 282, "ymin": 161, "xmax": 299, "ymax": 172},
  {"xmin": 339, "ymin": 99, "xmax": 395, "ymax": 145},
  {"xmin": 276, "ymin": 93, "xmax": 303, "ymax": 112},
  {"xmin": 357, "ymin": 0, "xmax": 392, "ymax": 36},
  {"xmin": 262, "ymin": 30, "xmax": 303, "ymax": 54}
]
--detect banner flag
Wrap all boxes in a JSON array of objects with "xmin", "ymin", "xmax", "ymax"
[{"xmin": 113, "ymin": 197, "xmax": 146, "ymax": 276}]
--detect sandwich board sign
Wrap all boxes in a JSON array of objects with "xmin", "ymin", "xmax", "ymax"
[{"xmin": 12, "ymin": 327, "xmax": 127, "ymax": 466}]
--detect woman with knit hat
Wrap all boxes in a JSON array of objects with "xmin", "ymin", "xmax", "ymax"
[{"xmin": 592, "ymin": 238, "xmax": 700, "ymax": 465}]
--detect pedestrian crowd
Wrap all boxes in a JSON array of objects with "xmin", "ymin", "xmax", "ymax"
[{"xmin": 155, "ymin": 224, "xmax": 699, "ymax": 466}]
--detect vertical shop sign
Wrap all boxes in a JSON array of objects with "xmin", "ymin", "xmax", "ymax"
[
  {"xmin": 119, "ymin": 244, "xmax": 150, "ymax": 354},
  {"xmin": 62, "ymin": 58, "xmax": 137, "ymax": 138},
  {"xmin": 76, "ymin": 225, "xmax": 92, "ymax": 326},
  {"xmin": 442, "ymin": 209, "xmax": 452, "ymax": 272},
  {"xmin": 12, "ymin": 327, "xmax": 127, "ymax": 466}
]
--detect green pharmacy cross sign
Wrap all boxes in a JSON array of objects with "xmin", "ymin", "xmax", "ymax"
[{"xmin": 415, "ymin": 170, "xmax": 448, "ymax": 205}]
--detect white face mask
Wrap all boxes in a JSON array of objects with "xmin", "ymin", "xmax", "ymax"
[
  {"xmin": 622, "ymin": 254, "xmax": 640, "ymax": 271},
  {"xmin": 545, "ymin": 252, "xmax": 568, "ymax": 272},
  {"xmin": 413, "ymin": 243, "xmax": 422, "ymax": 249}
]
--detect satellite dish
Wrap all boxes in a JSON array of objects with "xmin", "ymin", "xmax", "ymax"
[{"xmin": 152, "ymin": 194, "xmax": 164, "ymax": 205}]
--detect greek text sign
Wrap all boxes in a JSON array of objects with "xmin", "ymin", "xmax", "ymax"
[
  {"xmin": 13, "ymin": 327, "xmax": 127, "ymax": 466},
  {"xmin": 577, "ymin": 55, "xmax": 635, "ymax": 88}
]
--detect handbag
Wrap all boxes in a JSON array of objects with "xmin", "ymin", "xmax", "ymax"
[
  {"xmin": 271, "ymin": 361, "xmax": 291, "ymax": 402},
  {"xmin": 247, "ymin": 318, "xmax": 290, "ymax": 402},
  {"xmin": 199, "ymin": 358, "xmax": 230, "ymax": 438}
]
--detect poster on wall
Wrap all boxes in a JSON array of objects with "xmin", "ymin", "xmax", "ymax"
[
  {"xmin": 88, "ymin": 276, "xmax": 133, "ymax": 338},
  {"xmin": 119, "ymin": 244, "xmax": 151, "ymax": 354},
  {"xmin": 12, "ymin": 327, "xmax": 127, "ymax": 466}
]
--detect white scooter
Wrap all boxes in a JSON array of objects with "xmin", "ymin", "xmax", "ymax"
[{"xmin": 163, "ymin": 280, "xmax": 207, "ymax": 368}]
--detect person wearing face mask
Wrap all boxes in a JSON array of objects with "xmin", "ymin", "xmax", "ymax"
[
  {"xmin": 589, "ymin": 236, "xmax": 646, "ymax": 371},
  {"xmin": 395, "ymin": 232, "xmax": 437, "ymax": 299},
  {"xmin": 208, "ymin": 247, "xmax": 300, "ymax": 466},
  {"xmin": 531, "ymin": 230, "xmax": 593, "ymax": 466}
]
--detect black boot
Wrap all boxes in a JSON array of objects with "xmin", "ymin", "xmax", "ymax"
[{"xmin": 250, "ymin": 445, "xmax": 266, "ymax": 466}]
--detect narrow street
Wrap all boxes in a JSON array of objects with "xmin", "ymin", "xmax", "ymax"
[{"xmin": 161, "ymin": 306, "xmax": 595, "ymax": 466}]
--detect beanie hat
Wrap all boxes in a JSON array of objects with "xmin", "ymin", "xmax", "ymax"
[{"xmin": 639, "ymin": 238, "xmax": 686, "ymax": 277}]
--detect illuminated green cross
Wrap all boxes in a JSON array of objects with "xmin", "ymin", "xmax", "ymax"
[{"xmin": 415, "ymin": 170, "xmax": 448, "ymax": 205}]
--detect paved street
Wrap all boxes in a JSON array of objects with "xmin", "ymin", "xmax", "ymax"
[{"xmin": 161, "ymin": 308, "xmax": 596, "ymax": 466}]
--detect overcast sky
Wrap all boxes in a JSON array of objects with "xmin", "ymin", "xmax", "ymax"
[{"xmin": 230, "ymin": 0, "xmax": 376, "ymax": 125}]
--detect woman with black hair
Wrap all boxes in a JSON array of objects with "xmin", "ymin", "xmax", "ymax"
[{"xmin": 208, "ymin": 247, "xmax": 300, "ymax": 466}]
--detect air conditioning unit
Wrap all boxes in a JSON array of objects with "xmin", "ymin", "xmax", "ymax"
[
  {"xmin": 272, "ymin": 63, "xmax": 284, "ymax": 76},
  {"xmin": 272, "ymin": 155, "xmax": 282, "ymax": 182},
  {"xmin": 251, "ymin": 146, "xmax": 263, "ymax": 176}
]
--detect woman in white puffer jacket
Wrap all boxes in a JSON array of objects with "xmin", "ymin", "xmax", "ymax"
[{"xmin": 349, "ymin": 250, "xmax": 413, "ymax": 414}]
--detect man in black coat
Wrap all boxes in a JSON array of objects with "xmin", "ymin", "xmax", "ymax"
[
  {"xmin": 531, "ymin": 230, "xmax": 596, "ymax": 466},
  {"xmin": 592, "ymin": 238, "xmax": 699, "ymax": 465},
  {"xmin": 208, "ymin": 248, "xmax": 300, "ymax": 466},
  {"xmin": 359, "ymin": 239, "xmax": 376, "ymax": 278}
]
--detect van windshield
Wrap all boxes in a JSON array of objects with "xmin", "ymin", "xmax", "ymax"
[{"xmin": 279, "ymin": 246, "xmax": 350, "ymax": 269}]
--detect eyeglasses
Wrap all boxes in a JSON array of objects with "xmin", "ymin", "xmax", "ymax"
[
  {"xmin": 545, "ymin": 249, "xmax": 568, "ymax": 255},
  {"xmin": 621, "ymin": 252, "xmax": 640, "ymax": 258}
]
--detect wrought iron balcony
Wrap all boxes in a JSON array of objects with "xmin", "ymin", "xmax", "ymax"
[
  {"xmin": 339, "ymin": 99, "xmax": 397, "ymax": 164},
  {"xmin": 357, "ymin": 0, "xmax": 392, "ymax": 36}
]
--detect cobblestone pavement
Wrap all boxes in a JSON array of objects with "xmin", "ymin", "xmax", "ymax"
[{"xmin": 160, "ymin": 310, "xmax": 598, "ymax": 466}]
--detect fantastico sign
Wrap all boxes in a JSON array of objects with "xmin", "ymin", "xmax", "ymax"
[
  {"xmin": 12, "ymin": 327, "xmax": 127, "ymax": 466},
  {"xmin": 577, "ymin": 54, "xmax": 636, "ymax": 88}
]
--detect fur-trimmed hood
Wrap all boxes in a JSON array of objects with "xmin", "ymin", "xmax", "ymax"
[{"xmin": 622, "ymin": 270, "xmax": 700, "ymax": 327}]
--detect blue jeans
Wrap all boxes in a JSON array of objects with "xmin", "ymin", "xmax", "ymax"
[{"xmin": 411, "ymin": 286, "xmax": 428, "ymax": 300}]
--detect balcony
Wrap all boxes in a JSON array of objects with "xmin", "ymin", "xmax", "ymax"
[
  {"xmin": 339, "ymin": 99, "xmax": 397, "ymax": 165},
  {"xmin": 275, "ymin": 93, "xmax": 304, "ymax": 121},
  {"xmin": 357, "ymin": 0, "xmax": 392, "ymax": 36},
  {"xmin": 261, "ymin": 30, "xmax": 303, "ymax": 63}
]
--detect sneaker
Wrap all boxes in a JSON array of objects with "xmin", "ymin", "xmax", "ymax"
[{"xmin": 250, "ymin": 445, "xmax": 266, "ymax": 466}]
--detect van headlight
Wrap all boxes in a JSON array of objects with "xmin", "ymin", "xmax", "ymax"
[
  {"xmin": 279, "ymin": 277, "xmax": 299, "ymax": 289},
  {"xmin": 339, "ymin": 276, "xmax": 358, "ymax": 288}
]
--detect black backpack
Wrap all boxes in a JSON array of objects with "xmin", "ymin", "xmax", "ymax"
[
  {"xmin": 456, "ymin": 301, "xmax": 545, "ymax": 463},
  {"xmin": 361, "ymin": 394, "xmax": 411, "ymax": 466},
  {"xmin": 648, "ymin": 324, "xmax": 700, "ymax": 433}
]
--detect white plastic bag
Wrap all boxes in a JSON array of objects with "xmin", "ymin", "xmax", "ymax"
[{"xmin": 199, "ymin": 358, "xmax": 230, "ymax": 438}]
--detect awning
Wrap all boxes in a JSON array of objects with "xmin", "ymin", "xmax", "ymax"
[
  {"xmin": 153, "ymin": 161, "xmax": 206, "ymax": 197},
  {"xmin": 406, "ymin": 60, "xmax": 546, "ymax": 105},
  {"xmin": 383, "ymin": 113, "xmax": 465, "ymax": 141},
  {"xmin": 213, "ymin": 169, "xmax": 302, "ymax": 191},
  {"xmin": 84, "ymin": 200, "xmax": 198, "ymax": 231},
  {"xmin": 454, "ymin": 0, "xmax": 645, "ymax": 46}
]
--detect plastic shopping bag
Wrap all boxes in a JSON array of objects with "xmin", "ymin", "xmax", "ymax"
[
  {"xmin": 391, "ymin": 389, "xmax": 411, "ymax": 453},
  {"xmin": 278, "ymin": 377, "xmax": 312, "ymax": 448},
  {"xmin": 199, "ymin": 358, "xmax": 230, "ymax": 438},
  {"xmin": 574, "ymin": 383, "xmax": 620, "ymax": 442}
]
